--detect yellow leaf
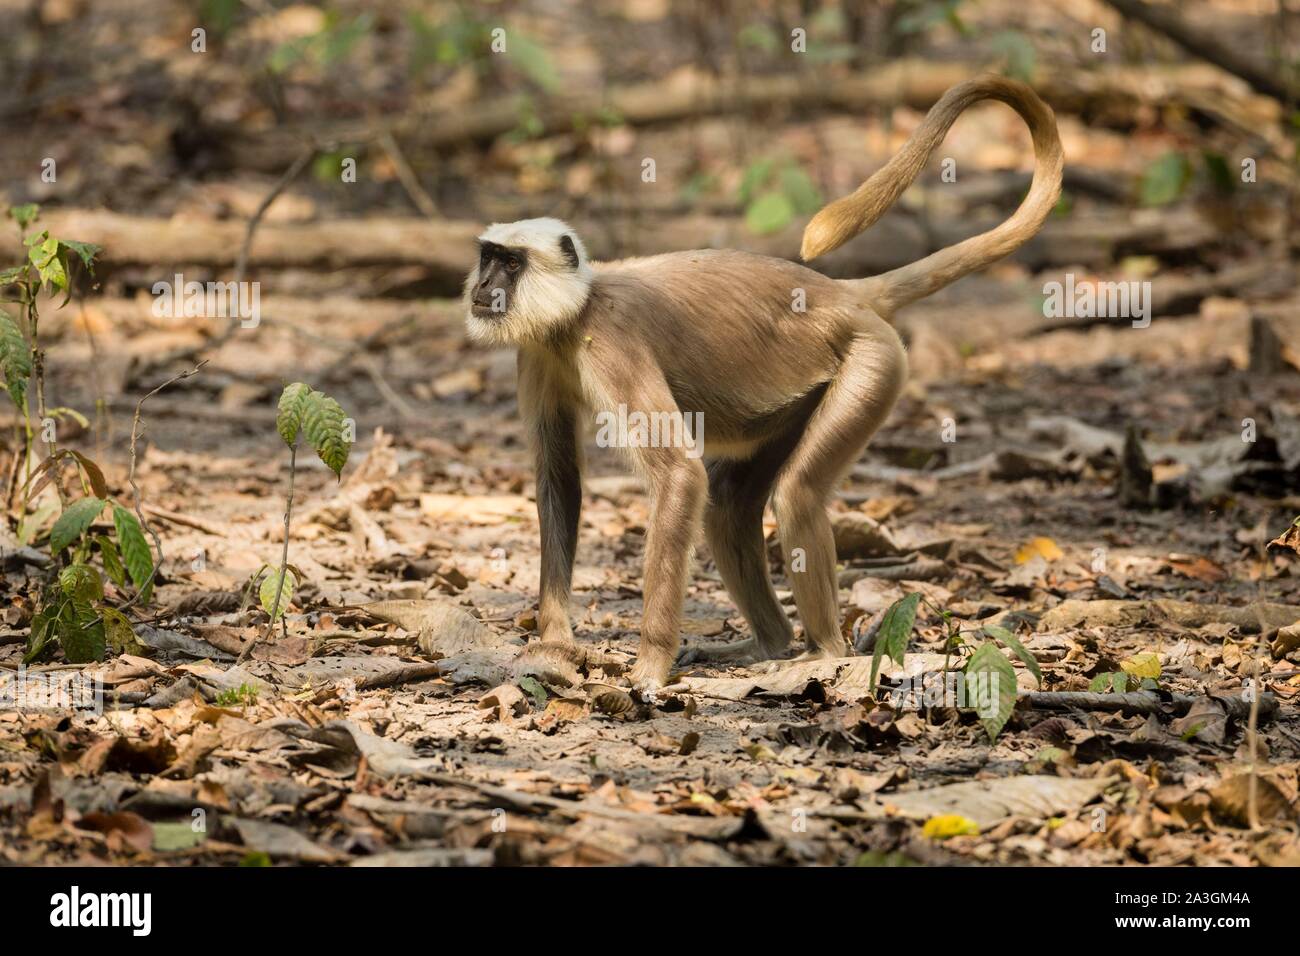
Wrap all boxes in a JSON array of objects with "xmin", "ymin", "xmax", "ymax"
[
  {"xmin": 1120, "ymin": 651, "xmax": 1161, "ymax": 680},
  {"xmin": 1015, "ymin": 536, "xmax": 1063, "ymax": 564},
  {"xmin": 743, "ymin": 742, "xmax": 778, "ymax": 762},
  {"xmin": 922, "ymin": 814, "xmax": 980, "ymax": 839}
]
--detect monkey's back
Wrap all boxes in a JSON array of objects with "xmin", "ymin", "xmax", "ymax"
[{"xmin": 582, "ymin": 250, "xmax": 888, "ymax": 450}]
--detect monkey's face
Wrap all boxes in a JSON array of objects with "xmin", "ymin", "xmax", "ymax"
[
  {"xmin": 469, "ymin": 241, "xmax": 526, "ymax": 321},
  {"xmin": 464, "ymin": 218, "xmax": 594, "ymax": 347}
]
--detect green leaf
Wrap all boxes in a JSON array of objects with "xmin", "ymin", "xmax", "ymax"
[
  {"xmin": 59, "ymin": 563, "xmax": 103, "ymax": 603},
  {"xmin": 112, "ymin": 504, "xmax": 154, "ymax": 598},
  {"xmin": 152, "ymin": 821, "xmax": 208, "ymax": 852},
  {"xmin": 97, "ymin": 534, "xmax": 128, "ymax": 589},
  {"xmin": 991, "ymin": 30, "xmax": 1036, "ymax": 82},
  {"xmin": 102, "ymin": 606, "xmax": 143, "ymax": 654},
  {"xmin": 8, "ymin": 203, "xmax": 39, "ymax": 230},
  {"xmin": 260, "ymin": 568, "xmax": 297, "ymax": 621},
  {"xmin": 779, "ymin": 165, "xmax": 822, "ymax": 215},
  {"xmin": 1111, "ymin": 671, "xmax": 1131, "ymax": 694},
  {"xmin": 745, "ymin": 191, "xmax": 795, "ymax": 235},
  {"xmin": 301, "ymin": 389, "xmax": 350, "ymax": 477},
  {"xmin": 58, "ymin": 598, "xmax": 106, "ymax": 664},
  {"xmin": 0, "ymin": 308, "xmax": 31, "ymax": 408},
  {"xmin": 28, "ymin": 235, "xmax": 68, "ymax": 294},
  {"xmin": 507, "ymin": 31, "xmax": 559, "ymax": 92},
  {"xmin": 1139, "ymin": 152, "xmax": 1191, "ymax": 206},
  {"xmin": 0, "ymin": 265, "xmax": 26, "ymax": 285},
  {"xmin": 276, "ymin": 382, "xmax": 312, "ymax": 446},
  {"xmin": 1087, "ymin": 672, "xmax": 1113, "ymax": 693},
  {"xmin": 982, "ymin": 624, "xmax": 1042, "ymax": 687},
  {"xmin": 50, "ymin": 496, "xmax": 107, "ymax": 552},
  {"xmin": 965, "ymin": 640, "xmax": 1017, "ymax": 741},
  {"xmin": 24, "ymin": 603, "xmax": 59, "ymax": 664},
  {"xmin": 737, "ymin": 23, "xmax": 779, "ymax": 53},
  {"xmin": 59, "ymin": 239, "xmax": 101, "ymax": 273},
  {"xmin": 737, "ymin": 157, "xmax": 775, "ymax": 205},
  {"xmin": 519, "ymin": 675, "xmax": 548, "ymax": 708},
  {"xmin": 870, "ymin": 592, "xmax": 921, "ymax": 693}
]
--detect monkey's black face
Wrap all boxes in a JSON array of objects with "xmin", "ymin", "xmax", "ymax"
[{"xmin": 471, "ymin": 241, "xmax": 527, "ymax": 318}]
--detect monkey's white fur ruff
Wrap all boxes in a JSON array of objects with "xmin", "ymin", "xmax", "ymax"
[{"xmin": 464, "ymin": 217, "xmax": 594, "ymax": 346}]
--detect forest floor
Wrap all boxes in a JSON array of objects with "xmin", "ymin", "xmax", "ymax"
[
  {"xmin": 2, "ymin": 0, "xmax": 1300, "ymax": 867},
  {"xmin": 3, "ymin": 279, "xmax": 1300, "ymax": 866}
]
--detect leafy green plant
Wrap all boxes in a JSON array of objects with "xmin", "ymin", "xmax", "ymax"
[
  {"xmin": 1089, "ymin": 652, "xmax": 1160, "ymax": 693},
  {"xmin": 407, "ymin": 9, "xmax": 557, "ymax": 92},
  {"xmin": 268, "ymin": 11, "xmax": 375, "ymax": 75},
  {"xmin": 215, "ymin": 683, "xmax": 260, "ymax": 707},
  {"xmin": 1, "ymin": 203, "xmax": 101, "ymax": 518},
  {"xmin": 240, "ymin": 383, "xmax": 351, "ymax": 658},
  {"xmin": 22, "ymin": 452, "xmax": 155, "ymax": 664},
  {"xmin": 738, "ymin": 157, "xmax": 823, "ymax": 235},
  {"xmin": 868, "ymin": 594, "xmax": 1043, "ymax": 741}
]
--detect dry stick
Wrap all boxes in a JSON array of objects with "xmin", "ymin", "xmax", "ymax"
[
  {"xmin": 378, "ymin": 131, "xmax": 439, "ymax": 218},
  {"xmin": 127, "ymin": 143, "xmax": 326, "ymax": 384},
  {"xmin": 237, "ymin": 443, "xmax": 295, "ymax": 665},
  {"xmin": 115, "ymin": 361, "xmax": 208, "ymax": 619}
]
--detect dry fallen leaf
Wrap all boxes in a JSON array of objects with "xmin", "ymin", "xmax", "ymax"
[{"xmin": 1015, "ymin": 536, "xmax": 1063, "ymax": 564}]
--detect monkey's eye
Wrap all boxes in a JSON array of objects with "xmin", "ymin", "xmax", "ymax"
[{"xmin": 506, "ymin": 257, "xmax": 522, "ymax": 273}]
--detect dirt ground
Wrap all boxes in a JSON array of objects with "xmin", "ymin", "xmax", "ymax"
[{"xmin": 2, "ymin": 0, "xmax": 1300, "ymax": 866}]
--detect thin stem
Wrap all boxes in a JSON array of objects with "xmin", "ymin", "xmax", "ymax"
[
  {"xmin": 237, "ymin": 443, "xmax": 296, "ymax": 664},
  {"xmin": 114, "ymin": 360, "xmax": 207, "ymax": 617},
  {"xmin": 1247, "ymin": 639, "xmax": 1263, "ymax": 830}
]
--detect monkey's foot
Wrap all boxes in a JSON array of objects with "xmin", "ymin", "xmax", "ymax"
[
  {"xmin": 677, "ymin": 637, "xmax": 779, "ymax": 667},
  {"xmin": 627, "ymin": 658, "xmax": 671, "ymax": 697}
]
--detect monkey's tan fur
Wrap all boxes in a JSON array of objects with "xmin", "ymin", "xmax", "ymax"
[{"xmin": 463, "ymin": 75, "xmax": 1063, "ymax": 692}]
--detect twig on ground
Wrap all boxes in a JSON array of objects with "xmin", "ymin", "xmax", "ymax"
[{"xmin": 378, "ymin": 131, "xmax": 439, "ymax": 218}]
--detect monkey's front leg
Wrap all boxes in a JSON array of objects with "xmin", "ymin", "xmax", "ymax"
[
  {"xmin": 534, "ymin": 410, "xmax": 582, "ymax": 644},
  {"xmin": 627, "ymin": 457, "xmax": 707, "ymax": 693}
]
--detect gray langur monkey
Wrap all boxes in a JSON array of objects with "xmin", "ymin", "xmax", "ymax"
[{"xmin": 463, "ymin": 75, "xmax": 1063, "ymax": 693}]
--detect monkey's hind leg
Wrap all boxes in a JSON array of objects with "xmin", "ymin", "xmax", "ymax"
[
  {"xmin": 772, "ymin": 330, "xmax": 907, "ymax": 661},
  {"xmin": 680, "ymin": 455, "xmax": 796, "ymax": 666}
]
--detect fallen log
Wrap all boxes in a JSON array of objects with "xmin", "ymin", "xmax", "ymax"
[
  {"xmin": 1022, "ymin": 690, "xmax": 1277, "ymax": 722},
  {"xmin": 5, "ymin": 207, "xmax": 1235, "ymax": 298},
  {"xmin": 229, "ymin": 60, "xmax": 1284, "ymax": 170},
  {"xmin": 1101, "ymin": 0, "xmax": 1297, "ymax": 105}
]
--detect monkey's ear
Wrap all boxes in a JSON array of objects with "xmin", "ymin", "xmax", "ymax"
[{"xmin": 558, "ymin": 234, "xmax": 581, "ymax": 270}]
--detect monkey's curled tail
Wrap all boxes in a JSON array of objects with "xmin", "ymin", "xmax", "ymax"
[{"xmin": 801, "ymin": 74, "xmax": 1063, "ymax": 319}]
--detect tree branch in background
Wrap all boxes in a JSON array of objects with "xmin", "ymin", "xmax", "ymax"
[{"xmin": 1101, "ymin": 0, "xmax": 1297, "ymax": 105}]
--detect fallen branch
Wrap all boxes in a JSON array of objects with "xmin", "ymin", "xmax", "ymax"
[
  {"xmin": 232, "ymin": 60, "xmax": 1285, "ymax": 169},
  {"xmin": 1021, "ymin": 690, "xmax": 1277, "ymax": 721},
  {"xmin": 1101, "ymin": 0, "xmax": 1297, "ymax": 105},
  {"xmin": 143, "ymin": 505, "xmax": 229, "ymax": 538}
]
